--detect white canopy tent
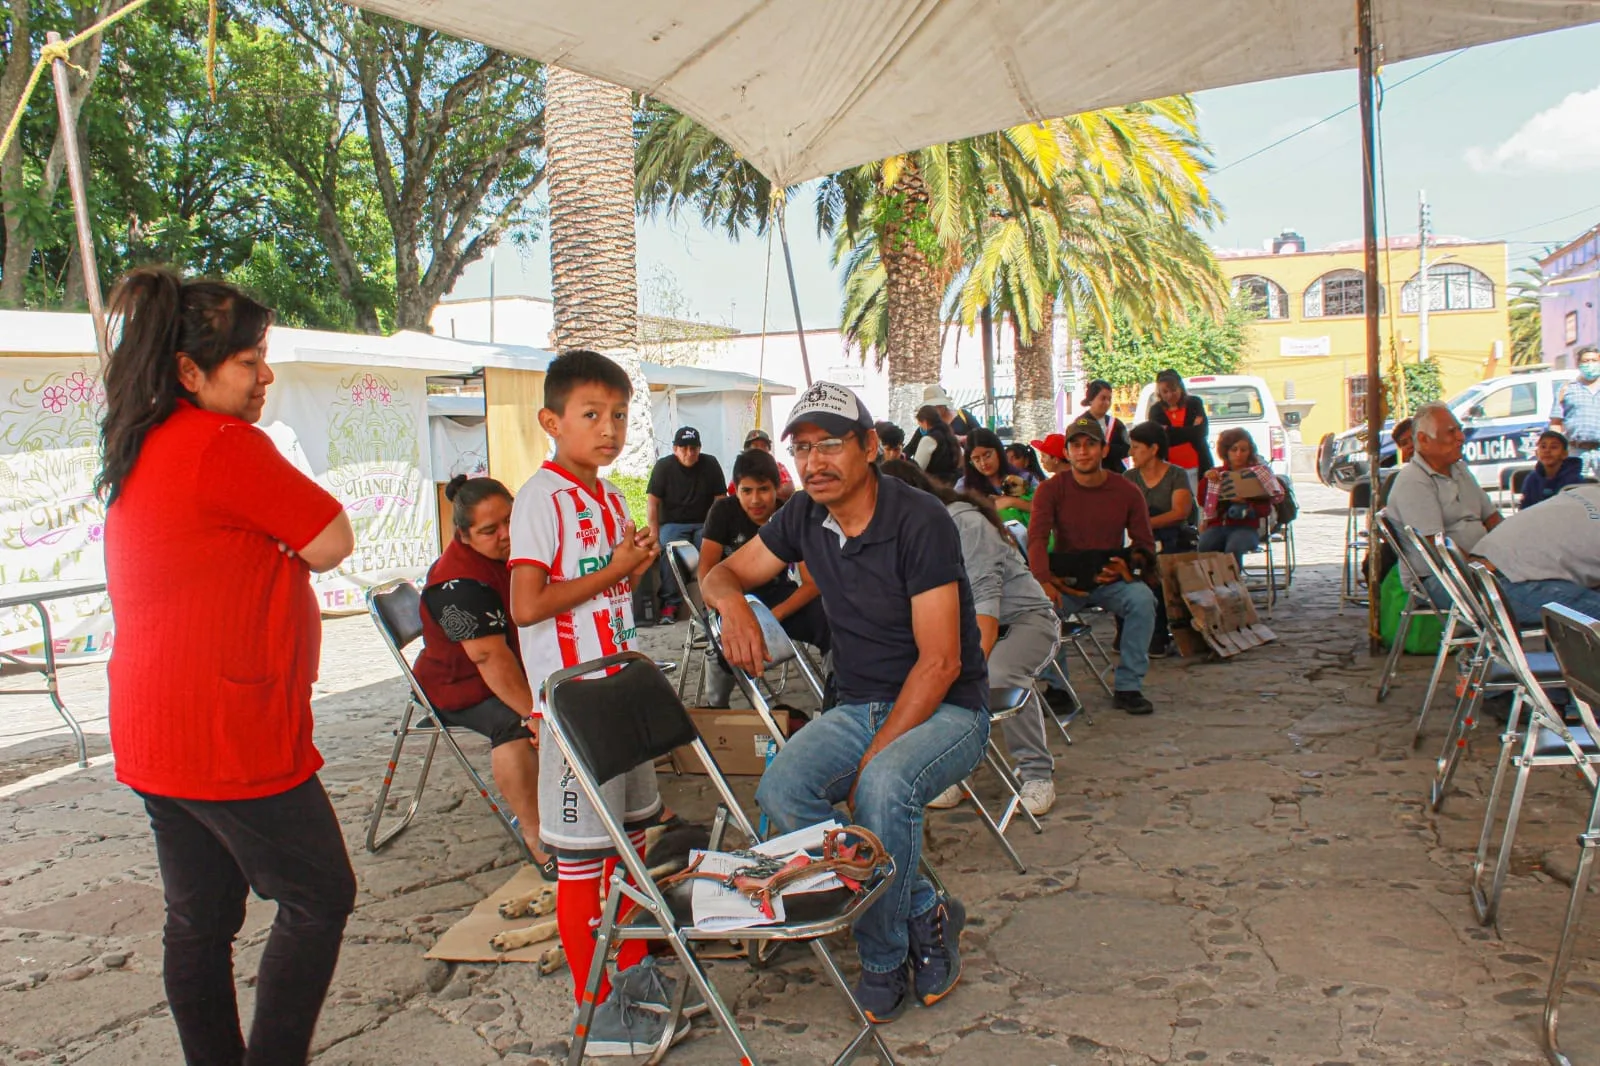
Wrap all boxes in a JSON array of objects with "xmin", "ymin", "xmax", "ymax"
[{"xmin": 344, "ymin": 0, "xmax": 1600, "ymax": 185}]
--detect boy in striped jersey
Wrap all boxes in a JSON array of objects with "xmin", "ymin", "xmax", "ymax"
[{"xmin": 508, "ymin": 350, "xmax": 682, "ymax": 1055}]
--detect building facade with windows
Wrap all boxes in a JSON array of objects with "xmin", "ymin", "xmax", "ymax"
[
  {"xmin": 1218, "ymin": 232, "xmax": 1510, "ymax": 443},
  {"xmin": 1538, "ymin": 226, "xmax": 1600, "ymax": 368}
]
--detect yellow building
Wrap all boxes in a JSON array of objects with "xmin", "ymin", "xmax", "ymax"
[{"xmin": 1217, "ymin": 232, "xmax": 1510, "ymax": 443}]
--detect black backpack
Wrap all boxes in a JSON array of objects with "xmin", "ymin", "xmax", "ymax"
[{"xmin": 1274, "ymin": 478, "xmax": 1299, "ymax": 526}]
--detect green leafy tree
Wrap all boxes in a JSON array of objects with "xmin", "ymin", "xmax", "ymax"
[{"xmin": 1079, "ymin": 299, "xmax": 1252, "ymax": 391}]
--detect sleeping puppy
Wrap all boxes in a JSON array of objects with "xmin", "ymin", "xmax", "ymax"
[
  {"xmin": 490, "ymin": 819, "xmax": 711, "ymax": 957},
  {"xmin": 1001, "ymin": 475, "xmax": 1029, "ymax": 498}
]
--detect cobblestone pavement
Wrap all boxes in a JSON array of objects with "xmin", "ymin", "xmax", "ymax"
[{"xmin": 6, "ymin": 479, "xmax": 1600, "ymax": 1064}]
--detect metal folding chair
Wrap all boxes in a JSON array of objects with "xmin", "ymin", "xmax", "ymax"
[
  {"xmin": 1393, "ymin": 522, "xmax": 1486, "ymax": 747},
  {"xmin": 1539, "ymin": 604, "xmax": 1600, "ymax": 1066},
  {"xmin": 364, "ymin": 580, "xmax": 533, "ymax": 864},
  {"xmin": 1004, "ymin": 519, "xmax": 1115, "ymax": 698},
  {"xmin": 1419, "ymin": 535, "xmax": 1565, "ymax": 810},
  {"xmin": 1340, "ymin": 480, "xmax": 1372, "ymax": 611},
  {"xmin": 665, "ymin": 541, "xmax": 714, "ymax": 704},
  {"xmin": 1373, "ymin": 511, "xmax": 1461, "ymax": 711},
  {"xmin": 1459, "ymin": 564, "xmax": 1592, "ymax": 928},
  {"xmin": 540, "ymin": 652, "xmax": 899, "ymax": 1066}
]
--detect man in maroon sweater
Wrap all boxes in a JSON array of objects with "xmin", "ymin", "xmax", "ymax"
[{"xmin": 1028, "ymin": 416, "xmax": 1159, "ymax": 715}]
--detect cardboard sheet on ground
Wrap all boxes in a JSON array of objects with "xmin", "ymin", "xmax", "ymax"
[
  {"xmin": 426, "ymin": 866, "xmax": 555, "ymax": 964},
  {"xmin": 1158, "ymin": 552, "xmax": 1276, "ymax": 659}
]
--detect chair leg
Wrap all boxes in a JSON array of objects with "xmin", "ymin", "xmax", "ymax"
[
  {"xmin": 365, "ymin": 701, "xmax": 440, "ymax": 853},
  {"xmin": 808, "ymin": 938, "xmax": 900, "ymax": 1065},
  {"xmin": 566, "ymin": 878, "xmax": 627, "ymax": 1066},
  {"xmin": 1414, "ymin": 608, "xmax": 1460, "ymax": 732},
  {"xmin": 1471, "ymin": 705, "xmax": 1535, "ymax": 928},
  {"xmin": 952, "ymin": 777, "xmax": 1028, "ymax": 874},
  {"xmin": 1430, "ymin": 673, "xmax": 1488, "ymax": 812},
  {"xmin": 985, "ymin": 738, "xmax": 1043, "ymax": 837},
  {"xmin": 1070, "ymin": 634, "xmax": 1115, "ymax": 698},
  {"xmin": 675, "ymin": 626, "xmax": 694, "ymax": 701},
  {"xmin": 1543, "ymin": 791, "xmax": 1600, "ymax": 1066},
  {"xmin": 435, "ymin": 726, "xmax": 534, "ymax": 864},
  {"xmin": 1377, "ymin": 605, "xmax": 1415, "ymax": 703}
]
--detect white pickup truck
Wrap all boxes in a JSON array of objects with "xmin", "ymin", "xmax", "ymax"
[{"xmin": 1135, "ymin": 374, "xmax": 1290, "ymax": 480}]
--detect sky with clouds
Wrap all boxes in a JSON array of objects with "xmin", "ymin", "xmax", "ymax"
[{"xmin": 447, "ymin": 21, "xmax": 1600, "ymax": 334}]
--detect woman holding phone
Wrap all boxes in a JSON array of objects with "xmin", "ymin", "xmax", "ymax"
[{"xmin": 100, "ymin": 267, "xmax": 357, "ymax": 1065}]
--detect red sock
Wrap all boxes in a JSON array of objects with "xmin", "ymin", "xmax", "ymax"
[
  {"xmin": 556, "ymin": 858, "xmax": 608, "ymax": 1007},
  {"xmin": 610, "ymin": 830, "xmax": 650, "ymax": 973}
]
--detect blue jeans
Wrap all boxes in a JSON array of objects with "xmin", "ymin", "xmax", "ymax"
[
  {"xmin": 754, "ymin": 702, "xmax": 988, "ymax": 973},
  {"xmin": 1050, "ymin": 578, "xmax": 1156, "ymax": 694},
  {"xmin": 1198, "ymin": 524, "xmax": 1260, "ymax": 564},
  {"xmin": 657, "ymin": 522, "xmax": 703, "ymax": 608},
  {"xmin": 1495, "ymin": 574, "xmax": 1600, "ymax": 629}
]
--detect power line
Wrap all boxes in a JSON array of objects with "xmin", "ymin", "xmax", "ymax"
[
  {"xmin": 1482, "ymin": 203, "xmax": 1600, "ymax": 241},
  {"xmin": 1214, "ymin": 49, "xmax": 1468, "ymax": 174}
]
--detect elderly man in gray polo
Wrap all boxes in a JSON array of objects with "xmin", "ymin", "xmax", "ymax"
[{"xmin": 1386, "ymin": 401, "xmax": 1503, "ymax": 553}]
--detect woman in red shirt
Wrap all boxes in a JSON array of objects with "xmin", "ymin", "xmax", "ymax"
[
  {"xmin": 1148, "ymin": 369, "xmax": 1214, "ymax": 495},
  {"xmin": 99, "ymin": 268, "xmax": 355, "ymax": 1065},
  {"xmin": 412, "ymin": 474, "xmax": 556, "ymax": 879}
]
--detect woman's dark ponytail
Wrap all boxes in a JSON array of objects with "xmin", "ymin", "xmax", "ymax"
[{"xmin": 96, "ymin": 267, "xmax": 273, "ymax": 504}]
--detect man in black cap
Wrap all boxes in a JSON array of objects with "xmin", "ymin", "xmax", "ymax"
[
  {"xmin": 646, "ymin": 426, "xmax": 726, "ymax": 625},
  {"xmin": 1027, "ymin": 414, "xmax": 1158, "ymax": 715},
  {"xmin": 703, "ymin": 381, "xmax": 989, "ymax": 1024},
  {"xmin": 729, "ymin": 427, "xmax": 795, "ymax": 501}
]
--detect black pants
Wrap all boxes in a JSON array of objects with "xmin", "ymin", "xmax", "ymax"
[{"xmin": 138, "ymin": 775, "xmax": 357, "ymax": 1066}]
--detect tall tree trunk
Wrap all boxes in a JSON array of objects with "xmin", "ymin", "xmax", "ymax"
[
  {"xmin": 880, "ymin": 158, "xmax": 945, "ymax": 428},
  {"xmin": 544, "ymin": 65, "xmax": 653, "ymax": 476},
  {"xmin": 0, "ymin": 0, "xmax": 32, "ymax": 305},
  {"xmin": 0, "ymin": 0, "xmax": 113, "ymax": 307},
  {"xmin": 1013, "ymin": 302, "xmax": 1057, "ymax": 440}
]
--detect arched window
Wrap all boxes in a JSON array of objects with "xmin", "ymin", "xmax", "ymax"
[
  {"xmin": 1400, "ymin": 262, "xmax": 1495, "ymax": 312},
  {"xmin": 1304, "ymin": 269, "xmax": 1383, "ymax": 318},
  {"xmin": 1232, "ymin": 274, "xmax": 1289, "ymax": 320}
]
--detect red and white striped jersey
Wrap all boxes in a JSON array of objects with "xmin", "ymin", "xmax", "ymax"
[{"xmin": 509, "ymin": 461, "xmax": 638, "ymax": 713}]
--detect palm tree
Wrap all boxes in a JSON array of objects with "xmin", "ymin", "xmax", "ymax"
[
  {"xmin": 544, "ymin": 65, "xmax": 653, "ymax": 474},
  {"xmin": 951, "ymin": 101, "xmax": 1225, "ymax": 438},
  {"xmin": 1507, "ymin": 259, "xmax": 1546, "ymax": 366}
]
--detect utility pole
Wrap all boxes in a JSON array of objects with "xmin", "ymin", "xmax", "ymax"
[
  {"xmin": 1358, "ymin": 0, "xmax": 1383, "ymax": 653},
  {"xmin": 1417, "ymin": 190, "xmax": 1431, "ymax": 363},
  {"xmin": 488, "ymin": 245, "xmax": 496, "ymax": 343}
]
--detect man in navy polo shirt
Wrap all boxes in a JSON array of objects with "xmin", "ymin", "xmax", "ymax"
[{"xmin": 704, "ymin": 382, "xmax": 990, "ymax": 1024}]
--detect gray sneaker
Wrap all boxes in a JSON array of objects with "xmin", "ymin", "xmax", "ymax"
[
  {"xmin": 611, "ymin": 955, "xmax": 705, "ymax": 1015},
  {"xmin": 579, "ymin": 982, "xmax": 691, "ymax": 1058}
]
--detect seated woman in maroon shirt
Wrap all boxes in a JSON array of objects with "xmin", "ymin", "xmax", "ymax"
[
  {"xmin": 412, "ymin": 474, "xmax": 554, "ymax": 878},
  {"xmin": 100, "ymin": 268, "xmax": 356, "ymax": 1065}
]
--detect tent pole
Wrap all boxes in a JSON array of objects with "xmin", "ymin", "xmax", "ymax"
[
  {"xmin": 981, "ymin": 305, "xmax": 996, "ymax": 429},
  {"xmin": 1357, "ymin": 0, "xmax": 1383, "ymax": 654},
  {"xmin": 776, "ymin": 209, "xmax": 813, "ymax": 387},
  {"xmin": 47, "ymin": 31, "xmax": 107, "ymax": 366}
]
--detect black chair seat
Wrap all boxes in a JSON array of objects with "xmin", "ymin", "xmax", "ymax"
[
  {"xmin": 1486, "ymin": 653, "xmax": 1567, "ymax": 686},
  {"xmin": 635, "ymin": 875, "xmax": 871, "ymax": 929},
  {"xmin": 988, "ymin": 687, "xmax": 1033, "ymax": 715},
  {"xmin": 1534, "ymin": 723, "xmax": 1600, "ymax": 758}
]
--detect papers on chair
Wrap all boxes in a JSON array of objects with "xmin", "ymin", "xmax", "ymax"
[{"xmin": 686, "ymin": 820, "xmax": 848, "ymax": 931}]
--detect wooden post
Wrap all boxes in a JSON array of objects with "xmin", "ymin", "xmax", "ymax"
[
  {"xmin": 1357, "ymin": 0, "xmax": 1384, "ymax": 653},
  {"xmin": 483, "ymin": 367, "xmax": 548, "ymax": 491},
  {"xmin": 46, "ymin": 31, "xmax": 107, "ymax": 365}
]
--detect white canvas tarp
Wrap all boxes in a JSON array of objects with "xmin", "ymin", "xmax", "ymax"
[
  {"xmin": 260, "ymin": 364, "xmax": 438, "ymax": 614},
  {"xmin": 0, "ymin": 357, "xmax": 114, "ymax": 659},
  {"xmin": 344, "ymin": 0, "xmax": 1600, "ymax": 184}
]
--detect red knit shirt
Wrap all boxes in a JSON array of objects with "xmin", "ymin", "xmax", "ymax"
[{"xmin": 106, "ymin": 401, "xmax": 344, "ymax": 800}]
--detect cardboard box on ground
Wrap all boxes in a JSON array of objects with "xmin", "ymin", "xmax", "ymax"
[
  {"xmin": 1158, "ymin": 552, "xmax": 1276, "ymax": 658},
  {"xmin": 668, "ymin": 707, "xmax": 809, "ymax": 775}
]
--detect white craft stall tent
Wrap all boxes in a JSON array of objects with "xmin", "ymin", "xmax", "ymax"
[{"xmin": 0, "ymin": 310, "xmax": 791, "ymax": 658}]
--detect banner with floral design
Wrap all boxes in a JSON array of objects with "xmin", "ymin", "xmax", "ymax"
[
  {"xmin": 0, "ymin": 359, "xmax": 114, "ymax": 660},
  {"xmin": 259, "ymin": 365, "xmax": 437, "ymax": 614}
]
